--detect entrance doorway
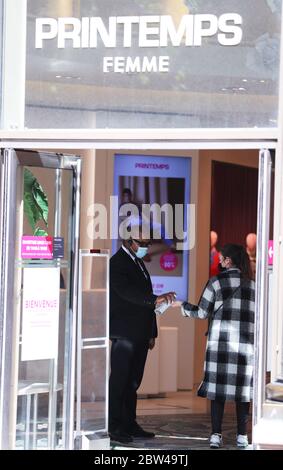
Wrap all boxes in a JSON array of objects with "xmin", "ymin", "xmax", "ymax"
[
  {"xmin": 0, "ymin": 144, "xmax": 275, "ymax": 449},
  {"xmin": 82, "ymin": 146, "xmax": 274, "ymax": 450}
]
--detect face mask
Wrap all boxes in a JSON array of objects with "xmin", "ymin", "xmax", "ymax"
[{"xmin": 136, "ymin": 247, "xmax": 148, "ymax": 259}]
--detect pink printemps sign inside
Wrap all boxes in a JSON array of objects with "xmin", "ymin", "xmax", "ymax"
[
  {"xmin": 21, "ymin": 236, "xmax": 53, "ymax": 259},
  {"xmin": 268, "ymin": 240, "xmax": 274, "ymax": 266},
  {"xmin": 160, "ymin": 251, "xmax": 178, "ymax": 272}
]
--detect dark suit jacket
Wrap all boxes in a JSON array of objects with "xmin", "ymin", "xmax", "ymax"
[{"xmin": 110, "ymin": 247, "xmax": 158, "ymax": 340}]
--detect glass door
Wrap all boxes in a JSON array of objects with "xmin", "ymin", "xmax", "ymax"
[
  {"xmin": 76, "ymin": 250, "xmax": 110, "ymax": 448},
  {"xmin": 252, "ymin": 149, "xmax": 282, "ymax": 448},
  {"xmin": 0, "ymin": 149, "xmax": 81, "ymax": 449}
]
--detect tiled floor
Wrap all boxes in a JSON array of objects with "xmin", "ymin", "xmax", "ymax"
[{"xmin": 112, "ymin": 391, "xmax": 251, "ymax": 450}]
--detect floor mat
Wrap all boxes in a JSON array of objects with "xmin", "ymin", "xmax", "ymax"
[{"xmin": 111, "ymin": 413, "xmax": 252, "ymax": 450}]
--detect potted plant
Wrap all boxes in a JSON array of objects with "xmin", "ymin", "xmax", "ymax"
[{"xmin": 23, "ymin": 168, "xmax": 49, "ymax": 236}]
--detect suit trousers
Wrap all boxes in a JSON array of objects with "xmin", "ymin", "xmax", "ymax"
[{"xmin": 109, "ymin": 338, "xmax": 149, "ymax": 433}]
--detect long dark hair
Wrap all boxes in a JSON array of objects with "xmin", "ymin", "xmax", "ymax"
[{"xmin": 220, "ymin": 244, "xmax": 252, "ymax": 279}]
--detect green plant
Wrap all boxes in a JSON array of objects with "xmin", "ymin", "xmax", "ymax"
[{"xmin": 24, "ymin": 168, "xmax": 49, "ymax": 236}]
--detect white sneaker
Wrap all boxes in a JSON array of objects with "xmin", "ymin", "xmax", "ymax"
[
  {"xmin": 210, "ymin": 433, "xmax": 223, "ymax": 448},
  {"xmin": 236, "ymin": 434, "xmax": 249, "ymax": 448}
]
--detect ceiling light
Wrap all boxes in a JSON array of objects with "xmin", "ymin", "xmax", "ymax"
[{"xmin": 56, "ymin": 74, "xmax": 81, "ymax": 80}]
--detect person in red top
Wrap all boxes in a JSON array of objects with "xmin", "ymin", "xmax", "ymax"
[{"xmin": 210, "ymin": 231, "xmax": 220, "ymax": 278}]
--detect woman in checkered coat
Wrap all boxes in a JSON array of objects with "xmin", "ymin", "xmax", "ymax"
[{"xmin": 173, "ymin": 244, "xmax": 255, "ymax": 448}]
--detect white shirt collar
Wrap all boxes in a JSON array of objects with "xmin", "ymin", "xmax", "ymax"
[
  {"xmin": 122, "ymin": 244, "xmax": 136, "ymax": 261},
  {"xmin": 122, "ymin": 244, "xmax": 149, "ymax": 279}
]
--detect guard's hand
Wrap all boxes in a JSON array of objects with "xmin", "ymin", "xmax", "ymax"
[
  {"xmin": 155, "ymin": 292, "xmax": 176, "ymax": 305},
  {"xmin": 171, "ymin": 300, "xmax": 183, "ymax": 308},
  {"xmin": 148, "ymin": 338, "xmax": 155, "ymax": 350}
]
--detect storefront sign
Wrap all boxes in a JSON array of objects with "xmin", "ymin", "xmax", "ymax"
[
  {"xmin": 26, "ymin": 1, "xmax": 282, "ymax": 129},
  {"xmin": 21, "ymin": 267, "xmax": 60, "ymax": 361},
  {"xmin": 35, "ymin": 14, "xmax": 243, "ymax": 73}
]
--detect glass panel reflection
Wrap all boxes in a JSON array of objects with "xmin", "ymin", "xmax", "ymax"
[
  {"xmin": 80, "ymin": 348, "xmax": 107, "ymax": 432},
  {"xmin": 81, "ymin": 255, "xmax": 107, "ymax": 339},
  {"xmin": 78, "ymin": 252, "xmax": 109, "ymax": 436}
]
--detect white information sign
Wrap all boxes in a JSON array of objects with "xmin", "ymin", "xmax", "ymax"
[{"xmin": 21, "ymin": 267, "xmax": 60, "ymax": 361}]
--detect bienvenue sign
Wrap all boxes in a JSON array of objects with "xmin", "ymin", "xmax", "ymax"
[
  {"xmin": 21, "ymin": 267, "xmax": 60, "ymax": 361},
  {"xmin": 35, "ymin": 14, "xmax": 243, "ymax": 73}
]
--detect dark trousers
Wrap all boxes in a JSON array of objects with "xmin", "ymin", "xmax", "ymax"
[
  {"xmin": 109, "ymin": 338, "xmax": 149, "ymax": 433},
  {"xmin": 211, "ymin": 400, "xmax": 250, "ymax": 435}
]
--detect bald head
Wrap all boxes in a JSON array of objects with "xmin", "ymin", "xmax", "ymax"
[
  {"xmin": 210, "ymin": 231, "xmax": 218, "ymax": 248},
  {"xmin": 246, "ymin": 233, "xmax": 257, "ymax": 254}
]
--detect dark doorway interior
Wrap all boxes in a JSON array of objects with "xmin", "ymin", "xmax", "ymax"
[{"xmin": 210, "ymin": 161, "xmax": 258, "ymax": 247}]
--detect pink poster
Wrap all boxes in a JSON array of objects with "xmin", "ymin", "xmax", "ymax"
[{"xmin": 21, "ymin": 236, "xmax": 53, "ymax": 259}]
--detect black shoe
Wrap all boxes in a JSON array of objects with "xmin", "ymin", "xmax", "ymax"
[
  {"xmin": 129, "ymin": 423, "xmax": 155, "ymax": 439},
  {"xmin": 109, "ymin": 430, "xmax": 133, "ymax": 444}
]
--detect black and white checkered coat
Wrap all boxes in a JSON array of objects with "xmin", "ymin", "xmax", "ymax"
[{"xmin": 182, "ymin": 268, "xmax": 255, "ymax": 402}]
